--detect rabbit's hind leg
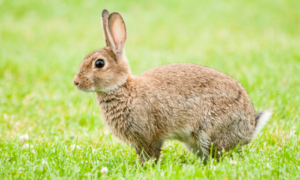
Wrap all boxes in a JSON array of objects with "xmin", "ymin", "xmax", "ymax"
[
  {"xmin": 135, "ymin": 140, "xmax": 164, "ymax": 165},
  {"xmin": 184, "ymin": 142, "xmax": 205, "ymax": 159},
  {"xmin": 185, "ymin": 131, "xmax": 211, "ymax": 163}
]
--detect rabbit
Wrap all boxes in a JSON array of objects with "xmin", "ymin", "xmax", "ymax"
[{"xmin": 73, "ymin": 9, "xmax": 272, "ymax": 164}]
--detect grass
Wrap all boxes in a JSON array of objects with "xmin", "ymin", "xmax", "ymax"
[{"xmin": 0, "ymin": 0, "xmax": 299, "ymax": 179}]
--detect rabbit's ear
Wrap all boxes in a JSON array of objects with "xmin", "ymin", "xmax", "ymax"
[
  {"xmin": 102, "ymin": 9, "xmax": 111, "ymax": 47},
  {"xmin": 107, "ymin": 12, "xmax": 127, "ymax": 56}
]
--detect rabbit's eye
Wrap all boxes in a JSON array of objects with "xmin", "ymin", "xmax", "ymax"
[{"xmin": 95, "ymin": 59, "xmax": 105, "ymax": 68}]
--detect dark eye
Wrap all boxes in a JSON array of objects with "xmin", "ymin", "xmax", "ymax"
[{"xmin": 95, "ymin": 59, "xmax": 105, "ymax": 68}]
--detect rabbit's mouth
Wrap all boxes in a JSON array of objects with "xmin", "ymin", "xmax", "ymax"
[{"xmin": 73, "ymin": 76, "xmax": 96, "ymax": 92}]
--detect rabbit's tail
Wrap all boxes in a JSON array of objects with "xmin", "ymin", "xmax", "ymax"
[{"xmin": 253, "ymin": 110, "xmax": 272, "ymax": 138}]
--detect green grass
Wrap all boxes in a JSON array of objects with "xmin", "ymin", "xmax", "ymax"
[{"xmin": 1, "ymin": 0, "xmax": 300, "ymax": 179}]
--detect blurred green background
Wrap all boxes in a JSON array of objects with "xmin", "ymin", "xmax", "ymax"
[{"xmin": 0, "ymin": 0, "xmax": 299, "ymax": 179}]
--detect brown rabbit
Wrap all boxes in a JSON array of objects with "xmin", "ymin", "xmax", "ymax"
[{"xmin": 73, "ymin": 9, "xmax": 272, "ymax": 164}]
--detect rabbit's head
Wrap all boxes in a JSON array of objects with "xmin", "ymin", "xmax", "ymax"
[{"xmin": 73, "ymin": 9, "xmax": 130, "ymax": 92}]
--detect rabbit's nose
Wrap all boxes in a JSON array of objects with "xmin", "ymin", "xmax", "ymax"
[
  {"xmin": 73, "ymin": 80, "xmax": 79, "ymax": 86},
  {"xmin": 73, "ymin": 76, "xmax": 80, "ymax": 86}
]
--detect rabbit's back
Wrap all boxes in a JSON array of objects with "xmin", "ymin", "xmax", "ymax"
[
  {"xmin": 141, "ymin": 63, "xmax": 242, "ymax": 95},
  {"xmin": 140, "ymin": 63, "xmax": 251, "ymax": 109}
]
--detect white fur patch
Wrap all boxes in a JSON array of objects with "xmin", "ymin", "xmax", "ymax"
[
  {"xmin": 165, "ymin": 129, "xmax": 194, "ymax": 144},
  {"xmin": 79, "ymin": 87, "xmax": 96, "ymax": 92},
  {"xmin": 253, "ymin": 110, "xmax": 272, "ymax": 137},
  {"xmin": 99, "ymin": 84, "xmax": 120, "ymax": 93}
]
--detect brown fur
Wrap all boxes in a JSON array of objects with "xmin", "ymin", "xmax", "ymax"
[{"xmin": 73, "ymin": 10, "xmax": 267, "ymax": 164}]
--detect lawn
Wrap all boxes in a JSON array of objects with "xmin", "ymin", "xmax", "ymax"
[{"xmin": 0, "ymin": 0, "xmax": 300, "ymax": 179}]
